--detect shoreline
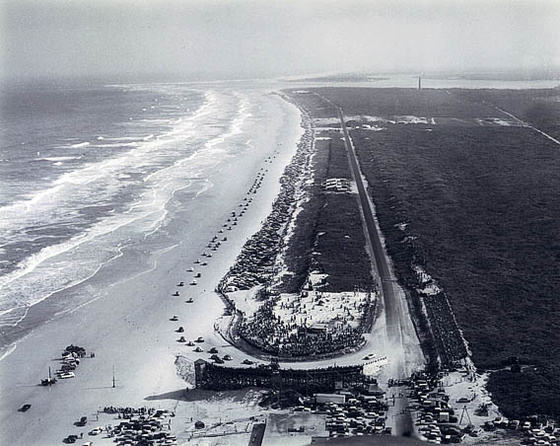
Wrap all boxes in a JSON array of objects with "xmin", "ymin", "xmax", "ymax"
[{"xmin": 0, "ymin": 89, "xmax": 304, "ymax": 446}]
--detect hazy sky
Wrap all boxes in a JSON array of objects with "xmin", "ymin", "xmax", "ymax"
[{"xmin": 2, "ymin": 0, "xmax": 559, "ymax": 81}]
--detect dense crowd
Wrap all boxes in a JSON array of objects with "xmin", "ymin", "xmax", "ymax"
[
  {"xmin": 238, "ymin": 289, "xmax": 371, "ymax": 358},
  {"xmin": 217, "ymin": 112, "xmax": 380, "ymax": 358},
  {"xmin": 379, "ymin": 216, "xmax": 469, "ymax": 369},
  {"xmin": 422, "ymin": 292, "xmax": 469, "ymax": 368},
  {"xmin": 219, "ymin": 128, "xmax": 314, "ymax": 293}
]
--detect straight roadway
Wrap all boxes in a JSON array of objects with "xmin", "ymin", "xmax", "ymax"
[
  {"xmin": 314, "ymin": 96, "xmax": 426, "ymax": 436},
  {"xmin": 336, "ymin": 107, "xmax": 405, "ymax": 361}
]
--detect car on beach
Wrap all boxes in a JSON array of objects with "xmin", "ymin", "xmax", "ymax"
[
  {"xmin": 58, "ymin": 371, "xmax": 75, "ymax": 379},
  {"xmin": 75, "ymin": 416, "xmax": 88, "ymax": 426},
  {"xmin": 88, "ymin": 427, "xmax": 103, "ymax": 435},
  {"xmin": 194, "ymin": 346, "xmax": 203, "ymax": 352},
  {"xmin": 196, "ymin": 336, "xmax": 204, "ymax": 342},
  {"xmin": 242, "ymin": 359, "xmax": 254, "ymax": 365}
]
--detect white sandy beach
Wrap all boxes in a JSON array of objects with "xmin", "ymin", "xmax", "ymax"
[{"xmin": 0, "ymin": 91, "xmax": 304, "ymax": 446}]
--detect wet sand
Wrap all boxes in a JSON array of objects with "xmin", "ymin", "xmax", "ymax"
[{"xmin": 0, "ymin": 93, "xmax": 304, "ymax": 446}]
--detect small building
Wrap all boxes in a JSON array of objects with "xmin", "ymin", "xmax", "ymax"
[{"xmin": 363, "ymin": 382, "xmax": 385, "ymax": 397}]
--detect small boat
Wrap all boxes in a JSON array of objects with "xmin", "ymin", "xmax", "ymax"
[
  {"xmin": 187, "ymin": 267, "xmax": 194, "ymax": 272},
  {"xmin": 190, "ymin": 280, "xmax": 197, "ymax": 285},
  {"xmin": 195, "ymin": 273, "xmax": 201, "ymax": 278},
  {"xmin": 170, "ymin": 316, "xmax": 179, "ymax": 321},
  {"xmin": 172, "ymin": 291, "xmax": 180, "ymax": 296},
  {"xmin": 185, "ymin": 298, "xmax": 194, "ymax": 303},
  {"xmin": 178, "ymin": 282, "xmax": 184, "ymax": 286}
]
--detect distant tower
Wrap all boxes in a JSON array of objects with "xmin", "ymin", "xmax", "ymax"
[{"xmin": 418, "ymin": 75, "xmax": 422, "ymax": 91}]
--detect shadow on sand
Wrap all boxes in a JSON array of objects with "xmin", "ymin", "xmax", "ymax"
[
  {"xmin": 144, "ymin": 388, "xmax": 217, "ymax": 402},
  {"xmin": 145, "ymin": 387, "xmax": 263, "ymax": 403}
]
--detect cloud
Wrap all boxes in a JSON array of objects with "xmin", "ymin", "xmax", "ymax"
[{"xmin": 1, "ymin": 0, "xmax": 559, "ymax": 80}]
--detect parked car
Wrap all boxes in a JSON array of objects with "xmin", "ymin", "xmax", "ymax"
[{"xmin": 75, "ymin": 416, "xmax": 88, "ymax": 427}]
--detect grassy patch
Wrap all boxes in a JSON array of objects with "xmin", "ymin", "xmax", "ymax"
[
  {"xmin": 281, "ymin": 126, "xmax": 374, "ymax": 293},
  {"xmin": 302, "ymin": 87, "xmax": 560, "ymax": 418}
]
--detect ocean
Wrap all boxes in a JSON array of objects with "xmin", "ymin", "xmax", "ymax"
[
  {"xmin": 0, "ymin": 78, "xmax": 301, "ymax": 354},
  {"xmin": 1, "ymin": 75, "xmax": 557, "ymax": 357}
]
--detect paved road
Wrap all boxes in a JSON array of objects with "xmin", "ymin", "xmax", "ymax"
[
  {"xmin": 337, "ymin": 106, "xmax": 405, "ymax": 371},
  {"xmin": 332, "ymin": 102, "xmax": 422, "ymax": 437}
]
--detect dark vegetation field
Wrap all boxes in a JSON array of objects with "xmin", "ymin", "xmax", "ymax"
[
  {"xmin": 454, "ymin": 89, "xmax": 560, "ymax": 140},
  {"xmin": 294, "ymin": 87, "xmax": 560, "ymax": 419},
  {"xmin": 281, "ymin": 127, "xmax": 373, "ymax": 293}
]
